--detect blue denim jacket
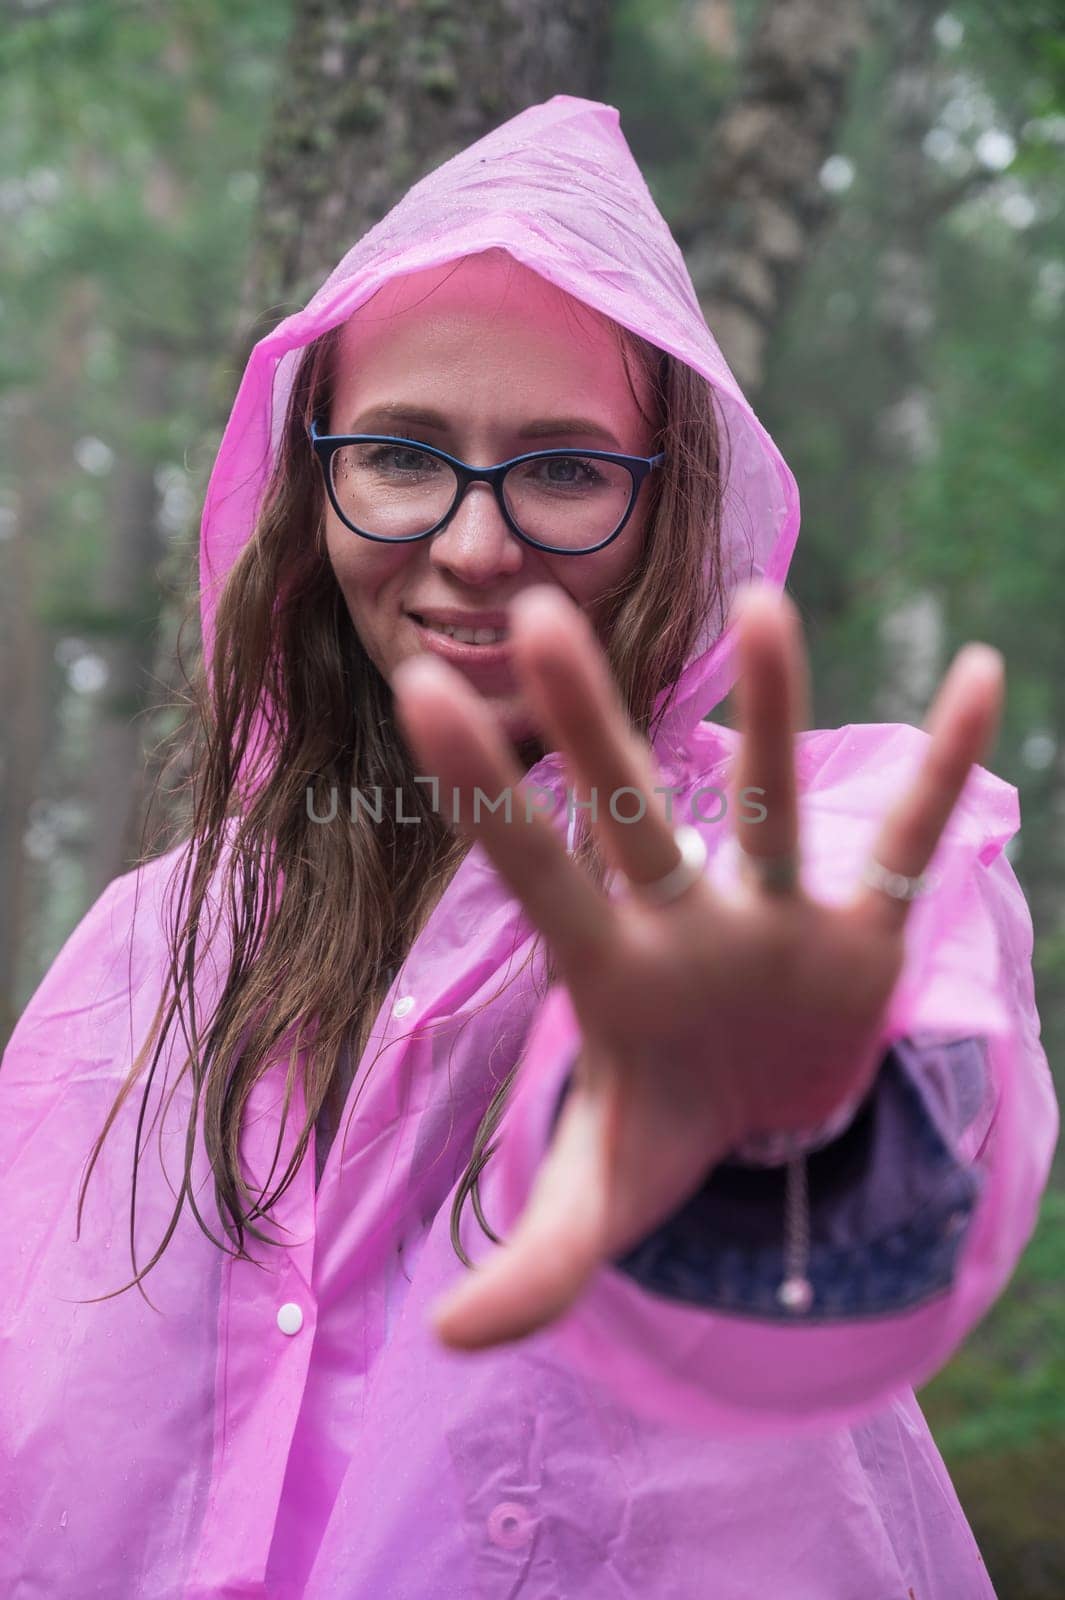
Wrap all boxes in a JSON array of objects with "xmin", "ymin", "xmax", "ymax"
[{"xmin": 550, "ymin": 1036, "xmax": 989, "ymax": 1322}]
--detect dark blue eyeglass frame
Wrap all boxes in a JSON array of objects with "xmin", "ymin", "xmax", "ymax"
[{"xmin": 308, "ymin": 418, "xmax": 666, "ymax": 556}]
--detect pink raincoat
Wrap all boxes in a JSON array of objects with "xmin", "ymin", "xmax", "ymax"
[{"xmin": 1, "ymin": 96, "xmax": 1058, "ymax": 1599}]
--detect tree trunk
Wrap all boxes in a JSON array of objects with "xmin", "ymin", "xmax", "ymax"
[
  {"xmin": 84, "ymin": 339, "xmax": 173, "ymax": 898},
  {"xmin": 679, "ymin": 0, "xmax": 869, "ymax": 393},
  {"xmin": 866, "ymin": 0, "xmax": 946, "ymax": 724},
  {"xmin": 236, "ymin": 0, "xmax": 615, "ymax": 355},
  {"xmin": 135, "ymin": 0, "xmax": 616, "ymax": 851}
]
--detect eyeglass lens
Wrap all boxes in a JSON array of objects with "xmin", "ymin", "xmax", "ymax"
[{"xmin": 329, "ymin": 442, "xmax": 635, "ymax": 551}]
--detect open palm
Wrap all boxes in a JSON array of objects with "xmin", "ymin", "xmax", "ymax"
[{"xmin": 391, "ymin": 581, "xmax": 1004, "ymax": 1352}]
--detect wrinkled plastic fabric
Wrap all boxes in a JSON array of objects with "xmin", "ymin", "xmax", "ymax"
[{"xmin": 1, "ymin": 95, "xmax": 1057, "ymax": 1599}]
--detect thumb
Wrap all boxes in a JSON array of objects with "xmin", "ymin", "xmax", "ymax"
[{"xmin": 430, "ymin": 1079, "xmax": 613, "ymax": 1351}]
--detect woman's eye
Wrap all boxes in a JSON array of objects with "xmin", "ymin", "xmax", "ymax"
[
  {"xmin": 527, "ymin": 456, "xmax": 604, "ymax": 490},
  {"xmin": 366, "ymin": 445, "xmax": 440, "ymax": 475}
]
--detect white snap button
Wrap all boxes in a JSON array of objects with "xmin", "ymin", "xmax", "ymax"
[
  {"xmin": 392, "ymin": 995, "xmax": 415, "ymax": 1018},
  {"xmin": 276, "ymin": 1302, "xmax": 303, "ymax": 1335},
  {"xmin": 487, "ymin": 1501, "xmax": 534, "ymax": 1549}
]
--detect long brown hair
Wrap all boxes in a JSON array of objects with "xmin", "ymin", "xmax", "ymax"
[{"xmin": 76, "ymin": 295, "xmax": 728, "ymax": 1299}]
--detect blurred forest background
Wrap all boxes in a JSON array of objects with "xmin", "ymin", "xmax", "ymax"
[{"xmin": 2, "ymin": 0, "xmax": 1063, "ymax": 1591}]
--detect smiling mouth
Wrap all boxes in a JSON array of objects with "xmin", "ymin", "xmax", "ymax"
[{"xmin": 408, "ymin": 613, "xmax": 510, "ymax": 646}]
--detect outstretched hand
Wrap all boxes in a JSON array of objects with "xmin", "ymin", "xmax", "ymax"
[{"xmin": 390, "ymin": 581, "xmax": 1004, "ymax": 1352}]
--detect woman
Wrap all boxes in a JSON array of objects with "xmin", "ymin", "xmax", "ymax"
[{"xmin": 1, "ymin": 95, "xmax": 1056, "ymax": 1599}]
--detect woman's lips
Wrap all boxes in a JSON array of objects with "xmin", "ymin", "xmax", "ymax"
[{"xmin": 408, "ymin": 614, "xmax": 515, "ymax": 682}]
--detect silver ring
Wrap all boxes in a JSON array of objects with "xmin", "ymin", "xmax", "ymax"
[
  {"xmin": 629, "ymin": 825, "xmax": 709, "ymax": 907},
  {"xmin": 862, "ymin": 857, "xmax": 937, "ymax": 902},
  {"xmin": 740, "ymin": 848, "xmax": 801, "ymax": 896}
]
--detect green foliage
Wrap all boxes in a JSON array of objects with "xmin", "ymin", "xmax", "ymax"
[
  {"xmin": 606, "ymin": 0, "xmax": 734, "ymax": 217},
  {"xmin": 919, "ymin": 1190, "xmax": 1065, "ymax": 1598},
  {"xmin": 762, "ymin": 3, "xmax": 1065, "ymax": 925},
  {"xmin": 921, "ymin": 1190, "xmax": 1065, "ymax": 1457},
  {"xmin": 0, "ymin": 0, "xmax": 291, "ymax": 620}
]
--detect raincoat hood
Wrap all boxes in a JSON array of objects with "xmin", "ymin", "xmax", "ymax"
[{"xmin": 199, "ymin": 94, "xmax": 798, "ymax": 762}]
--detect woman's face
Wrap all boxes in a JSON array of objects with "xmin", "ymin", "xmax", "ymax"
[{"xmin": 323, "ymin": 251, "xmax": 657, "ymax": 747}]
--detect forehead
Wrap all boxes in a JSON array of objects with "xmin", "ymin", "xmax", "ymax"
[
  {"xmin": 332, "ymin": 251, "xmax": 649, "ymax": 413},
  {"xmin": 343, "ymin": 250, "xmax": 607, "ymax": 343},
  {"xmin": 332, "ymin": 252, "xmax": 652, "ymax": 448}
]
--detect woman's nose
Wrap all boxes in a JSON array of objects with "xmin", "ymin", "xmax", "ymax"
[{"xmin": 428, "ymin": 482, "xmax": 525, "ymax": 582}]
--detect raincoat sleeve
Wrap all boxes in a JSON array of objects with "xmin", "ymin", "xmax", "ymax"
[
  {"xmin": 548, "ymin": 1033, "xmax": 991, "ymax": 1324},
  {"xmin": 489, "ymin": 828, "xmax": 1059, "ymax": 1439}
]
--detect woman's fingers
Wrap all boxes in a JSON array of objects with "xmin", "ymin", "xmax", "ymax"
[
  {"xmin": 429, "ymin": 1075, "xmax": 612, "ymax": 1349},
  {"xmin": 856, "ymin": 642, "xmax": 1005, "ymax": 933},
  {"xmin": 390, "ymin": 649, "xmax": 612, "ymax": 970},
  {"xmin": 730, "ymin": 584, "xmax": 809, "ymax": 876},
  {"xmin": 507, "ymin": 586, "xmax": 689, "ymax": 887}
]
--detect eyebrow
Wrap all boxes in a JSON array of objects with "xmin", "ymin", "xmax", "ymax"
[{"xmin": 344, "ymin": 404, "xmax": 623, "ymax": 449}]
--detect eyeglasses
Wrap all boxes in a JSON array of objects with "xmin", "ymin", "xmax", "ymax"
[{"xmin": 308, "ymin": 419, "xmax": 665, "ymax": 556}]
